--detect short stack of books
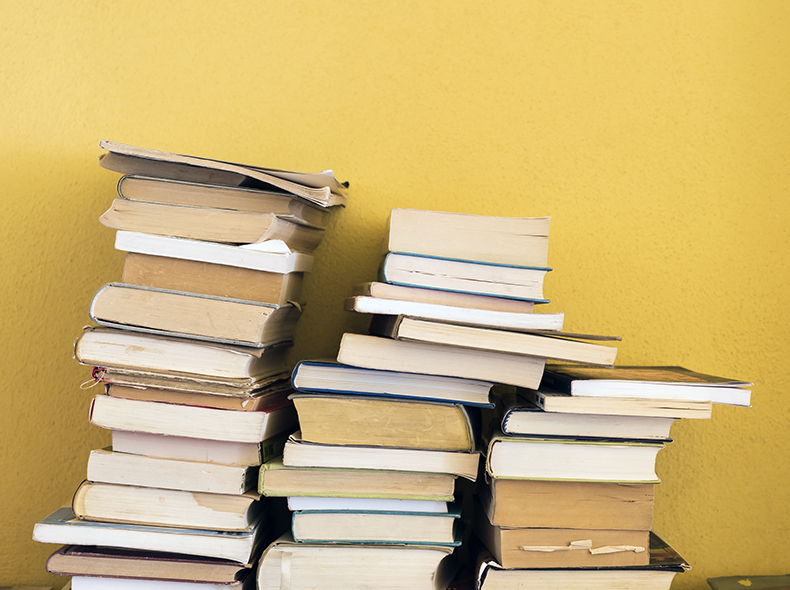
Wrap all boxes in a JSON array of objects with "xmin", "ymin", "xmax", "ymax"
[
  {"xmin": 32, "ymin": 142, "xmax": 348, "ymax": 590},
  {"xmin": 472, "ymin": 365, "xmax": 753, "ymax": 589}
]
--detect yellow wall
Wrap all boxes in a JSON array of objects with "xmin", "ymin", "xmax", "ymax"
[{"xmin": 1, "ymin": 2, "xmax": 788, "ymax": 588}]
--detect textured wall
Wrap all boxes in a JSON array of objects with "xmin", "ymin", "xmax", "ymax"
[{"xmin": 1, "ymin": 2, "xmax": 788, "ymax": 588}]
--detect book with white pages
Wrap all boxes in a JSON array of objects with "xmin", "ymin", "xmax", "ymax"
[
  {"xmin": 344, "ymin": 296, "xmax": 564, "ymax": 331},
  {"xmin": 287, "ymin": 497, "xmax": 448, "ymax": 513},
  {"xmin": 69, "ymin": 575, "xmax": 254, "ymax": 590},
  {"xmin": 115, "ymin": 231, "xmax": 314, "ymax": 272}
]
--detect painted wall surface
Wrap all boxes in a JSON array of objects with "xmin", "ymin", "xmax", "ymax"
[{"xmin": 1, "ymin": 2, "xmax": 788, "ymax": 588}]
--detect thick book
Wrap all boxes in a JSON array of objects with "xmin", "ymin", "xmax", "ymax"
[
  {"xmin": 291, "ymin": 506, "xmax": 461, "ymax": 545},
  {"xmin": 33, "ymin": 507, "xmax": 269, "ymax": 564},
  {"xmin": 291, "ymin": 360, "xmax": 494, "ymax": 407},
  {"xmin": 475, "ymin": 533, "xmax": 689, "ymax": 590},
  {"xmin": 89, "ymin": 283, "xmax": 302, "ymax": 347},
  {"xmin": 287, "ymin": 496, "xmax": 448, "ymax": 513},
  {"xmin": 117, "ymin": 174, "xmax": 326, "ymax": 226},
  {"xmin": 112, "ymin": 430, "xmax": 288, "ymax": 468},
  {"xmin": 474, "ymin": 506, "xmax": 650, "ymax": 568},
  {"xmin": 90, "ymin": 394, "xmax": 297, "ymax": 444},
  {"xmin": 291, "ymin": 393, "xmax": 478, "ymax": 451},
  {"xmin": 106, "ymin": 378, "xmax": 293, "ymax": 412},
  {"xmin": 370, "ymin": 315, "xmax": 619, "ymax": 366},
  {"xmin": 345, "ymin": 295, "xmax": 563, "ymax": 331},
  {"xmin": 257, "ymin": 533, "xmax": 458, "ymax": 590},
  {"xmin": 72, "ymin": 481, "xmax": 262, "ymax": 531},
  {"xmin": 86, "ymin": 448, "xmax": 259, "ymax": 495},
  {"xmin": 485, "ymin": 432, "xmax": 664, "ymax": 483},
  {"xmin": 259, "ymin": 457, "xmax": 456, "ymax": 501},
  {"xmin": 384, "ymin": 209, "xmax": 550, "ymax": 268},
  {"xmin": 100, "ymin": 198, "xmax": 325, "ymax": 251},
  {"xmin": 479, "ymin": 478, "xmax": 654, "ymax": 530},
  {"xmin": 99, "ymin": 141, "xmax": 348, "ymax": 208},
  {"xmin": 497, "ymin": 396, "xmax": 676, "ymax": 440},
  {"xmin": 74, "ymin": 327, "xmax": 290, "ymax": 380},
  {"xmin": 380, "ymin": 252, "xmax": 550, "ymax": 302},
  {"xmin": 336, "ymin": 333, "xmax": 546, "ymax": 390},
  {"xmin": 521, "ymin": 387, "xmax": 713, "ymax": 419},
  {"xmin": 283, "ymin": 432, "xmax": 479, "ymax": 481},
  {"xmin": 46, "ymin": 545, "xmax": 251, "ymax": 584},
  {"xmin": 543, "ymin": 365, "xmax": 753, "ymax": 407},
  {"xmin": 353, "ymin": 282, "xmax": 536, "ymax": 313},
  {"xmin": 122, "ymin": 253, "xmax": 305, "ymax": 306},
  {"xmin": 115, "ymin": 231, "xmax": 314, "ymax": 273}
]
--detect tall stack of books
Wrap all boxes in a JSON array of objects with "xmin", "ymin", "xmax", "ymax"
[
  {"xmin": 32, "ymin": 142, "xmax": 348, "ymax": 590},
  {"xmin": 254, "ymin": 208, "xmax": 622, "ymax": 589},
  {"xmin": 473, "ymin": 366, "xmax": 752, "ymax": 590}
]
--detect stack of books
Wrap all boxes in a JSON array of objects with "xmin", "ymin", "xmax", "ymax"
[
  {"xmin": 472, "ymin": 365, "xmax": 753, "ymax": 589},
  {"xmin": 32, "ymin": 142, "xmax": 348, "ymax": 590},
  {"xmin": 253, "ymin": 208, "xmax": 622, "ymax": 589}
]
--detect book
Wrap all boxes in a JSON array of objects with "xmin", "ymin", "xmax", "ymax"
[
  {"xmin": 383, "ymin": 209, "xmax": 550, "ymax": 268},
  {"xmin": 353, "ymin": 282, "xmax": 537, "ymax": 313},
  {"xmin": 89, "ymin": 283, "xmax": 302, "ymax": 347},
  {"xmin": 291, "ymin": 506, "xmax": 461, "ymax": 545},
  {"xmin": 485, "ymin": 433, "xmax": 664, "ymax": 483},
  {"xmin": 99, "ymin": 141, "xmax": 348, "ymax": 208},
  {"xmin": 708, "ymin": 575, "xmax": 790, "ymax": 590},
  {"xmin": 257, "ymin": 533, "xmax": 458, "ymax": 590},
  {"xmin": 75, "ymin": 327, "xmax": 289, "ymax": 379},
  {"xmin": 521, "ymin": 387, "xmax": 713, "ymax": 419},
  {"xmin": 112, "ymin": 430, "xmax": 288, "ymax": 467},
  {"xmin": 370, "ymin": 315, "xmax": 619, "ymax": 366},
  {"xmin": 287, "ymin": 496, "xmax": 448, "ymax": 513},
  {"xmin": 345, "ymin": 295, "xmax": 564, "ymax": 331},
  {"xmin": 115, "ymin": 231, "xmax": 314, "ymax": 273},
  {"xmin": 291, "ymin": 394, "xmax": 478, "ymax": 451},
  {"xmin": 543, "ymin": 365, "xmax": 753, "ymax": 407},
  {"xmin": 380, "ymin": 252, "xmax": 550, "ymax": 302},
  {"xmin": 90, "ymin": 394, "xmax": 297, "ymax": 444},
  {"xmin": 336, "ymin": 333, "xmax": 546, "ymax": 390},
  {"xmin": 283, "ymin": 432, "xmax": 480, "ymax": 480},
  {"xmin": 474, "ymin": 507, "xmax": 650, "ymax": 568},
  {"xmin": 496, "ymin": 396, "xmax": 676, "ymax": 440},
  {"xmin": 33, "ymin": 507, "xmax": 269, "ymax": 563},
  {"xmin": 86, "ymin": 448, "xmax": 259, "ymax": 495},
  {"xmin": 259, "ymin": 457, "xmax": 456, "ymax": 501},
  {"xmin": 72, "ymin": 481, "xmax": 262, "ymax": 531},
  {"xmin": 96, "ymin": 367, "xmax": 289, "ymax": 398},
  {"xmin": 106, "ymin": 379, "xmax": 293, "ymax": 412},
  {"xmin": 117, "ymin": 174, "xmax": 326, "ymax": 226},
  {"xmin": 122, "ymin": 253, "xmax": 305, "ymax": 306},
  {"xmin": 68, "ymin": 575, "xmax": 252, "ymax": 590},
  {"xmin": 291, "ymin": 360, "xmax": 494, "ymax": 407},
  {"xmin": 46, "ymin": 545, "xmax": 251, "ymax": 584},
  {"xmin": 475, "ymin": 533, "xmax": 689, "ymax": 590},
  {"xmin": 100, "ymin": 198, "xmax": 325, "ymax": 251},
  {"xmin": 479, "ymin": 478, "xmax": 654, "ymax": 530}
]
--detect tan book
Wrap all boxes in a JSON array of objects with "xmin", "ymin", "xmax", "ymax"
[
  {"xmin": 118, "ymin": 174, "xmax": 326, "ymax": 226},
  {"xmin": 336, "ymin": 333, "xmax": 546, "ymax": 390},
  {"xmin": 384, "ymin": 209, "xmax": 550, "ymax": 268},
  {"xmin": 107, "ymin": 380, "xmax": 292, "ymax": 411},
  {"xmin": 72, "ymin": 481, "xmax": 262, "ymax": 531},
  {"xmin": 353, "ymin": 282, "xmax": 536, "ymax": 313},
  {"xmin": 259, "ymin": 457, "xmax": 456, "ymax": 501},
  {"xmin": 100, "ymin": 198, "xmax": 325, "ymax": 251},
  {"xmin": 89, "ymin": 283, "xmax": 302, "ymax": 347},
  {"xmin": 123, "ymin": 253, "xmax": 304, "ymax": 305},
  {"xmin": 480, "ymin": 479, "xmax": 654, "ymax": 530},
  {"xmin": 99, "ymin": 140, "xmax": 348, "ymax": 208},
  {"xmin": 292, "ymin": 394, "xmax": 476, "ymax": 451},
  {"xmin": 474, "ymin": 507, "xmax": 650, "ymax": 569},
  {"xmin": 370, "ymin": 315, "xmax": 618, "ymax": 366}
]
